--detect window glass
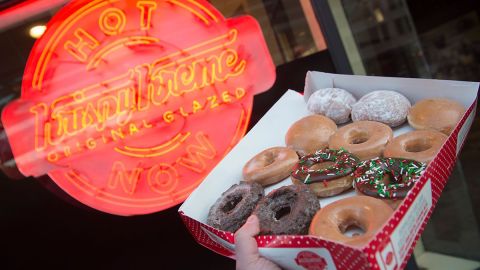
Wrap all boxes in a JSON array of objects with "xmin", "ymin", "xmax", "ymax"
[
  {"xmin": 0, "ymin": 0, "xmax": 327, "ymax": 178},
  {"xmin": 334, "ymin": 0, "xmax": 480, "ymax": 264},
  {"xmin": 210, "ymin": 0, "xmax": 325, "ymax": 65}
]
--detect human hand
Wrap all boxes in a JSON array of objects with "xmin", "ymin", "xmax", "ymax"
[{"xmin": 234, "ymin": 215, "xmax": 281, "ymax": 270}]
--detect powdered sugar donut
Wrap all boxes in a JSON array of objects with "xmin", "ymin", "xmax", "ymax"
[
  {"xmin": 307, "ymin": 88, "xmax": 357, "ymax": 124},
  {"xmin": 351, "ymin": 90, "xmax": 411, "ymax": 127}
]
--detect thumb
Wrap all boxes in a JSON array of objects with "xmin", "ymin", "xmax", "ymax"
[{"xmin": 235, "ymin": 215, "xmax": 260, "ymax": 267}]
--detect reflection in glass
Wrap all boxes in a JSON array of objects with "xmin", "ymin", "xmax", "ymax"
[{"xmin": 341, "ymin": 0, "xmax": 430, "ymax": 77}]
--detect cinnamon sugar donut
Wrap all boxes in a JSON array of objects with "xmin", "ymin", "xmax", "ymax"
[
  {"xmin": 384, "ymin": 130, "xmax": 447, "ymax": 164},
  {"xmin": 309, "ymin": 196, "xmax": 393, "ymax": 247},
  {"xmin": 285, "ymin": 115, "xmax": 337, "ymax": 156},
  {"xmin": 291, "ymin": 149, "xmax": 359, "ymax": 197},
  {"xmin": 352, "ymin": 90, "xmax": 411, "ymax": 127},
  {"xmin": 307, "ymin": 88, "xmax": 357, "ymax": 124},
  {"xmin": 243, "ymin": 147, "xmax": 299, "ymax": 186},
  {"xmin": 408, "ymin": 98, "xmax": 466, "ymax": 135},
  {"xmin": 328, "ymin": 121, "xmax": 393, "ymax": 160}
]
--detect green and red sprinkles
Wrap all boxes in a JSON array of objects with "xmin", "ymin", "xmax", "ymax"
[
  {"xmin": 291, "ymin": 148, "xmax": 360, "ymax": 185},
  {"xmin": 353, "ymin": 157, "xmax": 426, "ymax": 199}
]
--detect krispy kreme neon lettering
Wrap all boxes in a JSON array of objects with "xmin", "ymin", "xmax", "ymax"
[
  {"xmin": 2, "ymin": 0, "xmax": 275, "ymax": 215},
  {"xmin": 40, "ymin": 88, "xmax": 244, "ymax": 162},
  {"xmin": 31, "ymin": 32, "xmax": 245, "ymax": 152}
]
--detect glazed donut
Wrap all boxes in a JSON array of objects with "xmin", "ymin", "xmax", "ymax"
[
  {"xmin": 254, "ymin": 185, "xmax": 319, "ymax": 235},
  {"xmin": 207, "ymin": 182, "xmax": 264, "ymax": 232},
  {"xmin": 243, "ymin": 147, "xmax": 299, "ymax": 186},
  {"xmin": 309, "ymin": 196, "xmax": 393, "ymax": 247},
  {"xmin": 408, "ymin": 98, "xmax": 466, "ymax": 135},
  {"xmin": 285, "ymin": 115, "xmax": 337, "ymax": 156},
  {"xmin": 291, "ymin": 149, "xmax": 360, "ymax": 197},
  {"xmin": 328, "ymin": 121, "xmax": 393, "ymax": 160},
  {"xmin": 384, "ymin": 130, "xmax": 448, "ymax": 164},
  {"xmin": 307, "ymin": 88, "xmax": 357, "ymax": 124},
  {"xmin": 353, "ymin": 157, "xmax": 426, "ymax": 208},
  {"xmin": 352, "ymin": 90, "xmax": 411, "ymax": 127}
]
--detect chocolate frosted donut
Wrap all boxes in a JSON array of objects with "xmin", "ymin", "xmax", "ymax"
[
  {"xmin": 207, "ymin": 182, "xmax": 264, "ymax": 232},
  {"xmin": 254, "ymin": 185, "xmax": 319, "ymax": 235},
  {"xmin": 353, "ymin": 157, "xmax": 426, "ymax": 208}
]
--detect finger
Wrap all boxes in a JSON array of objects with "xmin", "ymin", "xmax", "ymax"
[{"xmin": 235, "ymin": 215, "xmax": 260, "ymax": 268}]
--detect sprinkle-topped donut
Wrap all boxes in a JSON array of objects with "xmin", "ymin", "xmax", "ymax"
[
  {"xmin": 353, "ymin": 158, "xmax": 426, "ymax": 199},
  {"xmin": 292, "ymin": 149, "xmax": 359, "ymax": 184},
  {"xmin": 291, "ymin": 149, "xmax": 360, "ymax": 197}
]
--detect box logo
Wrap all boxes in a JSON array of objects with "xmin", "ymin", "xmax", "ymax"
[
  {"xmin": 377, "ymin": 237, "xmax": 398, "ymax": 270},
  {"xmin": 1, "ymin": 0, "xmax": 275, "ymax": 215},
  {"xmin": 295, "ymin": 251, "xmax": 327, "ymax": 270}
]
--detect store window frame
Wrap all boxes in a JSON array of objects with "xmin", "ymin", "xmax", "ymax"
[{"xmin": 310, "ymin": 0, "xmax": 354, "ymax": 74}]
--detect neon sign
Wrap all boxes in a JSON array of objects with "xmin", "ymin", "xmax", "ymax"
[{"xmin": 2, "ymin": 0, "xmax": 275, "ymax": 215}]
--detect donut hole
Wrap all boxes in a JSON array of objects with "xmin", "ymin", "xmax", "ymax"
[
  {"xmin": 381, "ymin": 174, "xmax": 393, "ymax": 185},
  {"xmin": 221, "ymin": 195, "xmax": 243, "ymax": 213},
  {"xmin": 270, "ymin": 190, "xmax": 296, "ymax": 221},
  {"xmin": 347, "ymin": 130, "xmax": 370, "ymax": 145},
  {"xmin": 263, "ymin": 151, "xmax": 277, "ymax": 167},
  {"xmin": 274, "ymin": 205, "xmax": 292, "ymax": 221},
  {"xmin": 340, "ymin": 220, "xmax": 366, "ymax": 237},
  {"xmin": 404, "ymin": 139, "xmax": 432, "ymax": 153}
]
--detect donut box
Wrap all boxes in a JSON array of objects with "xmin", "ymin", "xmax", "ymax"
[{"xmin": 179, "ymin": 72, "xmax": 479, "ymax": 270}]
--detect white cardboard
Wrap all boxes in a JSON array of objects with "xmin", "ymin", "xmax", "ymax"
[
  {"xmin": 457, "ymin": 106, "xmax": 477, "ymax": 155},
  {"xmin": 304, "ymin": 71, "xmax": 478, "ymax": 106},
  {"xmin": 180, "ymin": 72, "xmax": 479, "ymax": 224}
]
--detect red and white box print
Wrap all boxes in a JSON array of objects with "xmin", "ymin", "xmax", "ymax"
[{"xmin": 179, "ymin": 72, "xmax": 479, "ymax": 269}]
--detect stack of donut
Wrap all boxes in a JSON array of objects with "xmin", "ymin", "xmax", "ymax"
[{"xmin": 206, "ymin": 85, "xmax": 465, "ymax": 247}]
